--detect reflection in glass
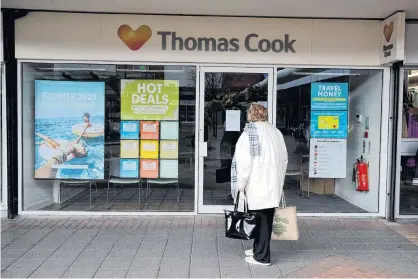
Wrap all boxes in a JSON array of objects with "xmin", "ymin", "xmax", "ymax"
[{"xmin": 202, "ymin": 72, "xmax": 268, "ymax": 206}]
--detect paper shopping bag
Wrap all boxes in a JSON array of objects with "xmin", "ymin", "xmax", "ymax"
[{"xmin": 271, "ymin": 195, "xmax": 299, "ymax": 241}]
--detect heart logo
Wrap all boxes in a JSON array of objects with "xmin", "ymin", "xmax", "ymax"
[
  {"xmin": 117, "ymin": 24, "xmax": 152, "ymax": 51},
  {"xmin": 383, "ymin": 21, "xmax": 394, "ymax": 43}
]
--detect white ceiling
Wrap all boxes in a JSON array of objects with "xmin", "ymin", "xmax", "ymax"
[{"xmin": 2, "ymin": 0, "xmax": 418, "ymax": 19}]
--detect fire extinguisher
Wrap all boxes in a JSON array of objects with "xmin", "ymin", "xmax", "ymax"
[{"xmin": 352, "ymin": 156, "xmax": 369, "ymax": 192}]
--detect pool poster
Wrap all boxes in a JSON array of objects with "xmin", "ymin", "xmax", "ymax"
[
  {"xmin": 121, "ymin": 79, "xmax": 180, "ymax": 121},
  {"xmin": 311, "ymin": 83, "xmax": 348, "ymax": 111},
  {"xmin": 34, "ymin": 80, "xmax": 105, "ymax": 179}
]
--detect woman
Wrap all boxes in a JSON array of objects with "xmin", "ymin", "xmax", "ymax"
[{"xmin": 231, "ymin": 103, "xmax": 288, "ymax": 266}]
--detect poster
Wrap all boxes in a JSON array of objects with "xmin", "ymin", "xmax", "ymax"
[
  {"xmin": 34, "ymin": 80, "xmax": 105, "ymax": 179},
  {"xmin": 160, "ymin": 121, "xmax": 179, "ymax": 140},
  {"xmin": 140, "ymin": 159, "xmax": 159, "ymax": 178},
  {"xmin": 140, "ymin": 140, "xmax": 159, "ymax": 159},
  {"xmin": 225, "ymin": 110, "xmax": 241, "ymax": 132},
  {"xmin": 311, "ymin": 83, "xmax": 348, "ymax": 111},
  {"xmin": 120, "ymin": 159, "xmax": 139, "ymax": 178},
  {"xmin": 160, "ymin": 140, "xmax": 179, "ymax": 159},
  {"xmin": 120, "ymin": 140, "xmax": 139, "ymax": 158},
  {"xmin": 160, "ymin": 160, "xmax": 179, "ymax": 178},
  {"xmin": 310, "ymin": 111, "xmax": 348, "ymax": 139},
  {"xmin": 121, "ymin": 79, "xmax": 180, "ymax": 121},
  {"xmin": 140, "ymin": 121, "xmax": 159, "ymax": 140},
  {"xmin": 120, "ymin": 121, "xmax": 139, "ymax": 139},
  {"xmin": 309, "ymin": 139, "xmax": 347, "ymax": 178}
]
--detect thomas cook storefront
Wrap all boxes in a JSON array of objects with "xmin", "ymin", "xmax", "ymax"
[{"xmin": 11, "ymin": 11, "xmax": 391, "ymax": 216}]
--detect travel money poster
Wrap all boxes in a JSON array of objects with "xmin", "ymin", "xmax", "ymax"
[
  {"xmin": 34, "ymin": 80, "xmax": 105, "ymax": 179},
  {"xmin": 309, "ymin": 82, "xmax": 348, "ymax": 179},
  {"xmin": 121, "ymin": 80, "xmax": 180, "ymax": 121},
  {"xmin": 311, "ymin": 83, "xmax": 348, "ymax": 111}
]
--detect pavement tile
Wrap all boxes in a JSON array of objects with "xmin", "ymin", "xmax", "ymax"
[
  {"xmin": 78, "ymin": 249, "xmax": 110, "ymax": 259},
  {"xmin": 190, "ymin": 268, "xmax": 220, "ymax": 278},
  {"xmin": 135, "ymin": 249, "xmax": 165, "ymax": 258},
  {"xmin": 29, "ymin": 268, "xmax": 67, "ymax": 278},
  {"xmin": 70, "ymin": 258, "xmax": 105, "ymax": 269},
  {"xmin": 158, "ymin": 267, "xmax": 189, "ymax": 278},
  {"xmin": 191, "ymin": 258, "xmax": 220, "ymax": 268},
  {"xmin": 250, "ymin": 266, "xmax": 282, "ymax": 278},
  {"xmin": 94, "ymin": 268, "xmax": 128, "ymax": 278},
  {"xmin": 1, "ymin": 268, "xmax": 36, "ymax": 278},
  {"xmin": 220, "ymin": 267, "xmax": 251, "ymax": 278},
  {"xmin": 40, "ymin": 258, "xmax": 76, "ymax": 269},
  {"xmin": 62, "ymin": 268, "xmax": 98, "ymax": 278},
  {"xmin": 8, "ymin": 257, "xmax": 46, "ymax": 269},
  {"xmin": 21, "ymin": 248, "xmax": 55, "ymax": 258},
  {"xmin": 343, "ymin": 243, "xmax": 372, "ymax": 251},
  {"xmin": 100, "ymin": 258, "xmax": 132, "ymax": 269},
  {"xmin": 130, "ymin": 258, "xmax": 162, "ymax": 269},
  {"xmin": 107, "ymin": 249, "xmax": 137, "ymax": 259},
  {"xmin": 126, "ymin": 268, "xmax": 159, "ymax": 278},
  {"xmin": 1, "ymin": 258, "xmax": 17, "ymax": 270},
  {"xmin": 395, "ymin": 244, "xmax": 418, "ymax": 251},
  {"xmin": 51, "ymin": 248, "xmax": 83, "ymax": 258}
]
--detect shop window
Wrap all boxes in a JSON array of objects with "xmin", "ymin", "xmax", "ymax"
[
  {"xmin": 21, "ymin": 63, "xmax": 196, "ymax": 212},
  {"xmin": 276, "ymin": 68, "xmax": 383, "ymax": 213},
  {"xmin": 402, "ymin": 70, "xmax": 418, "ymax": 139},
  {"xmin": 399, "ymin": 155, "xmax": 418, "ymax": 215}
]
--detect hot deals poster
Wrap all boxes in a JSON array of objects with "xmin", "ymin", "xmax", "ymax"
[
  {"xmin": 34, "ymin": 80, "xmax": 105, "ymax": 179},
  {"xmin": 121, "ymin": 79, "xmax": 180, "ymax": 121}
]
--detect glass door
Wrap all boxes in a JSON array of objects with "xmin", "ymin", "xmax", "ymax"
[{"xmin": 198, "ymin": 67, "xmax": 274, "ymax": 213}]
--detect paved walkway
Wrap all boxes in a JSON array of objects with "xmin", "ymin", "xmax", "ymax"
[{"xmin": 1, "ymin": 216, "xmax": 417, "ymax": 278}]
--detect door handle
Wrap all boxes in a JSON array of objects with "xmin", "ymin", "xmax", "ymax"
[{"xmin": 200, "ymin": 142, "xmax": 208, "ymax": 157}]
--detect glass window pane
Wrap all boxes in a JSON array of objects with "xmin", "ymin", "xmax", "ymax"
[
  {"xmin": 276, "ymin": 68, "xmax": 382, "ymax": 213},
  {"xmin": 22, "ymin": 62, "xmax": 196, "ymax": 212},
  {"xmin": 402, "ymin": 70, "xmax": 418, "ymax": 138}
]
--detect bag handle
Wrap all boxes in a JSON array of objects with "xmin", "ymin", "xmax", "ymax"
[
  {"xmin": 234, "ymin": 191, "xmax": 249, "ymax": 212},
  {"xmin": 281, "ymin": 192, "xmax": 287, "ymax": 209}
]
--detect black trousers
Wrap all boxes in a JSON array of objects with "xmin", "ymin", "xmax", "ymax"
[{"xmin": 249, "ymin": 208, "xmax": 275, "ymax": 263}]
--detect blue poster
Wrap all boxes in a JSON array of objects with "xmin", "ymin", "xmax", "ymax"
[
  {"xmin": 120, "ymin": 159, "xmax": 139, "ymax": 178},
  {"xmin": 311, "ymin": 83, "xmax": 348, "ymax": 111},
  {"xmin": 120, "ymin": 121, "xmax": 140, "ymax": 139},
  {"xmin": 310, "ymin": 111, "xmax": 348, "ymax": 139},
  {"xmin": 34, "ymin": 80, "xmax": 105, "ymax": 179}
]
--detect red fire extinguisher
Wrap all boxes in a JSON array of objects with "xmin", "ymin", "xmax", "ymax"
[{"xmin": 352, "ymin": 156, "xmax": 369, "ymax": 192}]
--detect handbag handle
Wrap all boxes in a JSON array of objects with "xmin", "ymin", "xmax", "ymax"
[
  {"xmin": 234, "ymin": 191, "xmax": 249, "ymax": 212},
  {"xmin": 281, "ymin": 192, "xmax": 287, "ymax": 209}
]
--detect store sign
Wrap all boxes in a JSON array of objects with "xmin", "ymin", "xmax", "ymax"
[
  {"xmin": 379, "ymin": 12, "xmax": 406, "ymax": 65},
  {"xmin": 121, "ymin": 79, "xmax": 180, "ymax": 121},
  {"xmin": 15, "ymin": 13, "xmax": 382, "ymax": 66},
  {"xmin": 118, "ymin": 24, "xmax": 296, "ymax": 53},
  {"xmin": 309, "ymin": 139, "xmax": 347, "ymax": 178}
]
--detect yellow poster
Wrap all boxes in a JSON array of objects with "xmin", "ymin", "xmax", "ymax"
[
  {"xmin": 160, "ymin": 140, "xmax": 178, "ymax": 159},
  {"xmin": 120, "ymin": 140, "xmax": 139, "ymax": 158},
  {"xmin": 140, "ymin": 140, "xmax": 159, "ymax": 159},
  {"xmin": 318, "ymin": 115, "xmax": 339, "ymax": 130}
]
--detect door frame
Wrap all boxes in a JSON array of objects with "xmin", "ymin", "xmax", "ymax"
[
  {"xmin": 197, "ymin": 66, "xmax": 276, "ymax": 214},
  {"xmin": 395, "ymin": 66, "xmax": 418, "ymax": 218}
]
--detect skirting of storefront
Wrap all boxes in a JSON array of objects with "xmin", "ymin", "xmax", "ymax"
[{"xmin": 14, "ymin": 60, "xmax": 391, "ymax": 217}]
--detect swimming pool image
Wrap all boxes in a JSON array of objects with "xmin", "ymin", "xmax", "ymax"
[{"xmin": 35, "ymin": 116, "xmax": 105, "ymax": 180}]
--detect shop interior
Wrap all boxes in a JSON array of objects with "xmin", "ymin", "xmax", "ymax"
[
  {"xmin": 399, "ymin": 69, "xmax": 418, "ymax": 215},
  {"xmin": 21, "ymin": 63, "xmax": 383, "ymax": 213}
]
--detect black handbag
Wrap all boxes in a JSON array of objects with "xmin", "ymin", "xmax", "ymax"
[{"xmin": 224, "ymin": 192, "xmax": 258, "ymax": 240}]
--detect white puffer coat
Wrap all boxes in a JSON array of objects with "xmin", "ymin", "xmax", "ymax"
[{"xmin": 235, "ymin": 122, "xmax": 288, "ymax": 210}]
